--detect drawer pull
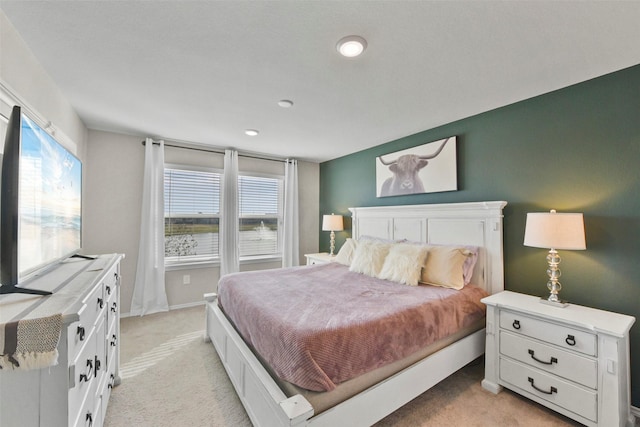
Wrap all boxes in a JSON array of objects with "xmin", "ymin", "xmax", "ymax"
[
  {"xmin": 110, "ymin": 334, "xmax": 117, "ymax": 347},
  {"xmin": 528, "ymin": 377, "xmax": 557, "ymax": 395},
  {"xmin": 77, "ymin": 325, "xmax": 86, "ymax": 341},
  {"xmin": 86, "ymin": 412, "xmax": 93, "ymax": 427},
  {"xmin": 79, "ymin": 359, "xmax": 94, "ymax": 383},
  {"xmin": 106, "ymin": 285, "xmax": 111, "ymax": 295},
  {"xmin": 512, "ymin": 320, "xmax": 521, "ymax": 330},
  {"xmin": 94, "ymin": 355, "xmax": 101, "ymax": 375},
  {"xmin": 565, "ymin": 335, "xmax": 576, "ymax": 346},
  {"xmin": 111, "ymin": 302, "xmax": 118, "ymax": 313},
  {"xmin": 97, "ymin": 297, "xmax": 104, "ymax": 309},
  {"xmin": 528, "ymin": 349, "xmax": 557, "ymax": 365},
  {"xmin": 108, "ymin": 373, "xmax": 115, "ymax": 389}
]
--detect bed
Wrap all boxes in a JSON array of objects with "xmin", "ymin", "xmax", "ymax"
[{"xmin": 205, "ymin": 201, "xmax": 507, "ymax": 426}]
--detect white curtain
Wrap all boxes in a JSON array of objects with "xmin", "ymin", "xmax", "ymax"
[
  {"xmin": 131, "ymin": 138, "xmax": 169, "ymax": 316},
  {"xmin": 282, "ymin": 159, "xmax": 300, "ymax": 267},
  {"xmin": 220, "ymin": 149, "xmax": 239, "ymax": 277}
]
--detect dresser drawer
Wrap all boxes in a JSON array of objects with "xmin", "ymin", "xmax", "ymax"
[
  {"xmin": 106, "ymin": 290, "xmax": 118, "ymax": 334},
  {"xmin": 73, "ymin": 394, "xmax": 99, "ymax": 427},
  {"xmin": 499, "ymin": 310, "xmax": 596, "ymax": 356},
  {"xmin": 84, "ymin": 281, "xmax": 106, "ymax": 325},
  {"xmin": 69, "ymin": 334, "xmax": 98, "ymax": 425},
  {"xmin": 68, "ymin": 283, "xmax": 104, "ymax": 360},
  {"xmin": 103, "ymin": 265, "xmax": 118, "ymax": 301},
  {"xmin": 500, "ymin": 331, "xmax": 597, "ymax": 388},
  {"xmin": 68, "ymin": 318, "xmax": 94, "ymax": 364},
  {"xmin": 106, "ymin": 318, "xmax": 118, "ymax": 367},
  {"xmin": 500, "ymin": 357, "xmax": 597, "ymax": 422}
]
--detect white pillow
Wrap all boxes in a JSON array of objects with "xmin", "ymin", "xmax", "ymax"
[
  {"xmin": 335, "ymin": 238, "xmax": 357, "ymax": 266},
  {"xmin": 378, "ymin": 243, "xmax": 429, "ymax": 286},
  {"xmin": 420, "ymin": 245, "xmax": 472, "ymax": 290},
  {"xmin": 349, "ymin": 240, "xmax": 391, "ymax": 277}
]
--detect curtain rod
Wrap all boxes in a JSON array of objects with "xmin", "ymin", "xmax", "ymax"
[{"xmin": 141, "ymin": 140, "xmax": 288, "ymax": 163}]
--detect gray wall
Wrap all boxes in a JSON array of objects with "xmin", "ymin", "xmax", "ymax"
[
  {"xmin": 319, "ymin": 64, "xmax": 640, "ymax": 406},
  {"xmin": 0, "ymin": 10, "xmax": 87, "ymax": 156},
  {"xmin": 2, "ymin": 7, "xmax": 320, "ymax": 315},
  {"xmin": 84, "ymin": 129, "xmax": 319, "ymax": 314}
]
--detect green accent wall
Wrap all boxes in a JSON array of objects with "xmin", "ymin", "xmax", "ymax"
[{"xmin": 320, "ymin": 64, "xmax": 640, "ymax": 406}]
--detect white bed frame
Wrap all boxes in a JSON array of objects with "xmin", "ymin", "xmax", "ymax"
[{"xmin": 205, "ymin": 201, "xmax": 507, "ymax": 426}]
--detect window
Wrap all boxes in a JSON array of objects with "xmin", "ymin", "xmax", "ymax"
[
  {"xmin": 238, "ymin": 174, "xmax": 283, "ymax": 257},
  {"xmin": 164, "ymin": 165, "xmax": 283, "ymax": 266},
  {"xmin": 164, "ymin": 166, "xmax": 220, "ymax": 266}
]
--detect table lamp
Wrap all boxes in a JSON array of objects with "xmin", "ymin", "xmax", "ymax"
[
  {"xmin": 322, "ymin": 214, "xmax": 344, "ymax": 256},
  {"xmin": 523, "ymin": 209, "xmax": 586, "ymax": 307}
]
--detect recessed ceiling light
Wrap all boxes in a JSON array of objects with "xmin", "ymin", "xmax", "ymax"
[
  {"xmin": 336, "ymin": 35, "xmax": 367, "ymax": 58},
  {"xmin": 245, "ymin": 129, "xmax": 259, "ymax": 136},
  {"xmin": 278, "ymin": 99, "xmax": 294, "ymax": 108}
]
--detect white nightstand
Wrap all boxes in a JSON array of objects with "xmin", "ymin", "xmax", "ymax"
[
  {"xmin": 481, "ymin": 291, "xmax": 636, "ymax": 427},
  {"xmin": 304, "ymin": 252, "xmax": 334, "ymax": 265}
]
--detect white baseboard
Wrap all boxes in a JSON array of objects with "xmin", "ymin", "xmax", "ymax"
[
  {"xmin": 168, "ymin": 300, "xmax": 206, "ymax": 311},
  {"xmin": 121, "ymin": 300, "xmax": 205, "ymax": 318}
]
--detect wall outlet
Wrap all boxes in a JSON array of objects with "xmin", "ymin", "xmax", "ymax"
[{"xmin": 183, "ymin": 275, "xmax": 191, "ymax": 285}]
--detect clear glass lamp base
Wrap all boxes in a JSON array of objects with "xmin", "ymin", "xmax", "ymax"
[{"xmin": 539, "ymin": 249, "xmax": 569, "ymax": 308}]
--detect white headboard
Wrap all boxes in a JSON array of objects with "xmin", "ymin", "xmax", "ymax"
[{"xmin": 349, "ymin": 201, "xmax": 507, "ymax": 295}]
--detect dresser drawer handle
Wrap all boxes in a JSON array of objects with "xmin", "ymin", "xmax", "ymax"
[
  {"xmin": 528, "ymin": 349, "xmax": 557, "ymax": 365},
  {"xmin": 94, "ymin": 355, "xmax": 101, "ymax": 375},
  {"xmin": 565, "ymin": 335, "xmax": 576, "ymax": 346},
  {"xmin": 111, "ymin": 302, "xmax": 118, "ymax": 313},
  {"xmin": 106, "ymin": 285, "xmax": 111, "ymax": 295},
  {"xmin": 528, "ymin": 377, "xmax": 557, "ymax": 395},
  {"xmin": 97, "ymin": 297, "xmax": 104, "ymax": 309},
  {"xmin": 110, "ymin": 334, "xmax": 117, "ymax": 347},
  {"xmin": 77, "ymin": 326, "xmax": 86, "ymax": 341},
  {"xmin": 79, "ymin": 359, "xmax": 94, "ymax": 383},
  {"xmin": 512, "ymin": 320, "xmax": 521, "ymax": 330},
  {"xmin": 85, "ymin": 412, "xmax": 93, "ymax": 427}
]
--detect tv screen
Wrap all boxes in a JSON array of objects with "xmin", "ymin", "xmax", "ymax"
[
  {"xmin": 19, "ymin": 113, "xmax": 82, "ymax": 278},
  {"xmin": 0, "ymin": 106, "xmax": 82, "ymax": 293}
]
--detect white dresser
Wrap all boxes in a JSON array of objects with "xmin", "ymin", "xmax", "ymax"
[
  {"xmin": 482, "ymin": 291, "xmax": 635, "ymax": 427},
  {"xmin": 0, "ymin": 254, "xmax": 123, "ymax": 427}
]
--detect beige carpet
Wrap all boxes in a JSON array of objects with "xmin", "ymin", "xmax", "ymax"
[{"xmin": 104, "ymin": 306, "xmax": 589, "ymax": 427}]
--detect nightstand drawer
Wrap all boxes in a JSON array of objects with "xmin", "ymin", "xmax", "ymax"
[
  {"xmin": 500, "ymin": 331, "xmax": 597, "ymax": 388},
  {"xmin": 500, "ymin": 357, "xmax": 597, "ymax": 422},
  {"xmin": 500, "ymin": 310, "xmax": 596, "ymax": 356},
  {"xmin": 305, "ymin": 253, "xmax": 333, "ymax": 265}
]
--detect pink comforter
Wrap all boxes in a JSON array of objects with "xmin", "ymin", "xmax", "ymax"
[{"xmin": 218, "ymin": 263, "xmax": 488, "ymax": 392}]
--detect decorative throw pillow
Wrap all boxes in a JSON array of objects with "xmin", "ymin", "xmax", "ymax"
[
  {"xmin": 420, "ymin": 245, "xmax": 472, "ymax": 290},
  {"xmin": 334, "ymin": 238, "xmax": 357, "ymax": 266},
  {"xmin": 349, "ymin": 240, "xmax": 391, "ymax": 277},
  {"xmin": 462, "ymin": 246, "xmax": 479, "ymax": 285},
  {"xmin": 378, "ymin": 243, "xmax": 429, "ymax": 286}
]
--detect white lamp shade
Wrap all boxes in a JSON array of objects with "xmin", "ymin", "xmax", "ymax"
[
  {"xmin": 322, "ymin": 214, "xmax": 344, "ymax": 232},
  {"xmin": 524, "ymin": 211, "xmax": 586, "ymax": 250}
]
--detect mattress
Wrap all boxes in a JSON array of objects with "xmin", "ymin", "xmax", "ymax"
[{"xmin": 218, "ymin": 262, "xmax": 488, "ymax": 393}]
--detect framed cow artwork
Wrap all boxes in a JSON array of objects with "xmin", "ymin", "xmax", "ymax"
[{"xmin": 376, "ymin": 136, "xmax": 457, "ymax": 197}]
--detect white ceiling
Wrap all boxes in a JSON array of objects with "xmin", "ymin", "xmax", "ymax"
[{"xmin": 2, "ymin": 1, "xmax": 640, "ymax": 163}]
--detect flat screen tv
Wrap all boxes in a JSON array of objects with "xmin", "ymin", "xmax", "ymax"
[{"xmin": 0, "ymin": 105, "xmax": 82, "ymax": 295}]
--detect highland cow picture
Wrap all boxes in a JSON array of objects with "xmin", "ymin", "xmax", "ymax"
[{"xmin": 376, "ymin": 136, "xmax": 457, "ymax": 197}]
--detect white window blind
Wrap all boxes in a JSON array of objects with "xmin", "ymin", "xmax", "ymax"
[
  {"xmin": 238, "ymin": 175, "xmax": 282, "ymax": 257},
  {"xmin": 164, "ymin": 167, "xmax": 220, "ymax": 264},
  {"xmin": 164, "ymin": 166, "xmax": 283, "ymax": 265}
]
